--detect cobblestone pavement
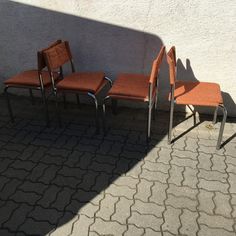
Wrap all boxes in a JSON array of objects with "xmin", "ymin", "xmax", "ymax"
[{"xmin": 0, "ymin": 95, "xmax": 235, "ymax": 236}]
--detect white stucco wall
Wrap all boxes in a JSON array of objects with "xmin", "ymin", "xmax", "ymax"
[{"xmin": 1, "ymin": 0, "xmax": 236, "ymax": 116}]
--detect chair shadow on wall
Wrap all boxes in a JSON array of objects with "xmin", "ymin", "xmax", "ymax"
[
  {"xmin": 0, "ymin": 1, "xmax": 170, "ymax": 235},
  {"xmin": 172, "ymin": 58, "xmax": 236, "ymax": 146}
]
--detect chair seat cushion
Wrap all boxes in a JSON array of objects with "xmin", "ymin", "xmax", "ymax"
[
  {"xmin": 174, "ymin": 80, "xmax": 223, "ymax": 106},
  {"xmin": 56, "ymin": 72, "xmax": 105, "ymax": 93},
  {"xmin": 4, "ymin": 70, "xmax": 59, "ymax": 87},
  {"xmin": 108, "ymin": 73, "xmax": 150, "ymax": 101}
]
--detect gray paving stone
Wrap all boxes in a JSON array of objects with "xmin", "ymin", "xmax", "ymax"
[
  {"xmin": 128, "ymin": 211, "xmax": 163, "ymax": 231},
  {"xmin": 96, "ymin": 194, "xmax": 119, "ymax": 221},
  {"xmin": 132, "ymin": 199, "xmax": 165, "ymax": 217},
  {"xmin": 162, "ymin": 206, "xmax": 182, "ymax": 235},
  {"xmin": 134, "ymin": 178, "xmax": 153, "ymax": 202},
  {"xmin": 214, "ymin": 192, "xmax": 232, "ymax": 218},
  {"xmin": 198, "ymin": 189, "xmax": 215, "ymax": 215},
  {"xmin": 198, "ymin": 225, "xmax": 236, "ymax": 236},
  {"xmin": 0, "ymin": 96, "xmax": 236, "ymax": 235},
  {"xmin": 199, "ymin": 212, "xmax": 234, "ymax": 231},
  {"xmin": 90, "ymin": 218, "xmax": 127, "ymax": 236}
]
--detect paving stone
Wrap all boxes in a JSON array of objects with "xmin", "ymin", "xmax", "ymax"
[
  {"xmin": 0, "ymin": 201, "xmax": 19, "ymax": 226},
  {"xmin": 10, "ymin": 189, "xmax": 42, "ymax": 205},
  {"xmin": 211, "ymin": 153, "xmax": 227, "ymax": 172},
  {"xmin": 156, "ymin": 147, "xmax": 172, "ymax": 165},
  {"xmin": 111, "ymin": 197, "xmax": 133, "ymax": 224},
  {"xmin": 198, "ymin": 225, "xmax": 236, "ymax": 236},
  {"xmin": 143, "ymin": 160, "xmax": 170, "ymax": 174},
  {"xmin": 214, "ymin": 192, "xmax": 232, "ymax": 218},
  {"xmin": 51, "ymin": 187, "xmax": 75, "ymax": 211},
  {"xmin": 149, "ymin": 181, "xmax": 168, "ymax": 205},
  {"xmin": 179, "ymin": 209, "xmax": 198, "ymax": 236},
  {"xmin": 125, "ymin": 159, "xmax": 144, "ymax": 178},
  {"xmin": 134, "ymin": 178, "xmax": 153, "ymax": 202},
  {"xmin": 199, "ymin": 212, "xmax": 234, "ymax": 231},
  {"xmin": 228, "ymin": 173, "xmax": 236, "ymax": 194},
  {"xmin": 198, "ymin": 152, "xmax": 212, "ymax": 170},
  {"xmin": 124, "ymin": 224, "xmax": 144, "ymax": 236},
  {"xmin": 199, "ymin": 168, "xmax": 228, "ymax": 183},
  {"xmin": 27, "ymin": 163, "xmax": 49, "ymax": 182},
  {"xmin": 90, "ymin": 218, "xmax": 126, "ymax": 236},
  {"xmin": 0, "ymin": 97, "xmax": 236, "ymax": 235},
  {"xmin": 140, "ymin": 169, "xmax": 169, "ymax": 183},
  {"xmin": 96, "ymin": 194, "xmax": 119, "ymax": 221},
  {"xmin": 19, "ymin": 181, "xmax": 48, "ymax": 195},
  {"xmin": 128, "ymin": 211, "xmax": 163, "ymax": 231},
  {"xmin": 1, "ymin": 179, "xmax": 22, "ymax": 200},
  {"xmin": 19, "ymin": 217, "xmax": 55, "ymax": 235},
  {"xmin": 50, "ymin": 214, "xmax": 78, "ymax": 236},
  {"xmin": 37, "ymin": 185, "xmax": 63, "ymax": 208},
  {"xmin": 105, "ymin": 184, "xmax": 136, "ymax": 200},
  {"xmin": 198, "ymin": 179, "xmax": 229, "ymax": 193},
  {"xmin": 113, "ymin": 176, "xmax": 139, "ymax": 189},
  {"xmin": 171, "ymin": 155, "xmax": 197, "ymax": 169},
  {"xmin": 28, "ymin": 206, "xmax": 63, "ymax": 225},
  {"xmin": 162, "ymin": 206, "xmax": 182, "ymax": 235},
  {"xmin": 132, "ymin": 199, "xmax": 164, "ymax": 217},
  {"xmin": 144, "ymin": 147, "xmax": 160, "ymax": 162},
  {"xmin": 4, "ymin": 203, "xmax": 33, "ymax": 231},
  {"xmin": 182, "ymin": 167, "xmax": 198, "ymax": 188},
  {"xmin": 198, "ymin": 189, "xmax": 215, "ymax": 215},
  {"xmin": 168, "ymin": 165, "xmax": 184, "ymax": 186},
  {"xmin": 166, "ymin": 194, "xmax": 197, "ymax": 211},
  {"xmin": 70, "ymin": 215, "xmax": 93, "ymax": 235}
]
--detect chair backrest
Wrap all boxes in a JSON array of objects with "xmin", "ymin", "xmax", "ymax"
[
  {"xmin": 149, "ymin": 45, "xmax": 166, "ymax": 85},
  {"xmin": 37, "ymin": 40, "xmax": 62, "ymax": 71},
  {"xmin": 167, "ymin": 46, "xmax": 176, "ymax": 85},
  {"xmin": 43, "ymin": 41, "xmax": 73, "ymax": 71}
]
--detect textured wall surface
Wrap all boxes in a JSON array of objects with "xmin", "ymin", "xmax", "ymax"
[{"xmin": 1, "ymin": 0, "xmax": 236, "ymax": 116}]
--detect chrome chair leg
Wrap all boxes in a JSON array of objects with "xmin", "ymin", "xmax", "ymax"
[
  {"xmin": 216, "ymin": 105, "xmax": 227, "ymax": 150},
  {"xmin": 147, "ymin": 103, "xmax": 152, "ymax": 141},
  {"xmin": 168, "ymin": 99, "xmax": 175, "ymax": 144},
  {"xmin": 4, "ymin": 86, "xmax": 14, "ymax": 123},
  {"xmin": 88, "ymin": 93, "xmax": 99, "ymax": 134},
  {"xmin": 213, "ymin": 106, "xmax": 218, "ymax": 124}
]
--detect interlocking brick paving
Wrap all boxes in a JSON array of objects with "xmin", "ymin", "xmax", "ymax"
[{"xmin": 0, "ymin": 95, "xmax": 235, "ymax": 236}]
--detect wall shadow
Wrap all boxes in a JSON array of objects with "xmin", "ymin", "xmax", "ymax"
[{"xmin": 0, "ymin": 1, "xmax": 170, "ymax": 235}]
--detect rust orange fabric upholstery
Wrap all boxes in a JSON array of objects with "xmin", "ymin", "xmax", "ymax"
[
  {"xmin": 173, "ymin": 80, "xmax": 223, "ymax": 106},
  {"xmin": 43, "ymin": 42, "xmax": 71, "ymax": 70},
  {"xmin": 56, "ymin": 72, "xmax": 105, "ymax": 93},
  {"xmin": 167, "ymin": 47, "xmax": 176, "ymax": 85},
  {"xmin": 38, "ymin": 40, "xmax": 62, "ymax": 71},
  {"xmin": 4, "ymin": 70, "xmax": 59, "ymax": 87},
  {"xmin": 108, "ymin": 73, "xmax": 150, "ymax": 101},
  {"xmin": 149, "ymin": 46, "xmax": 165, "ymax": 84}
]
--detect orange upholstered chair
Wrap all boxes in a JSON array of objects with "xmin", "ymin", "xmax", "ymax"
[
  {"xmin": 4, "ymin": 40, "xmax": 62, "ymax": 124},
  {"xmin": 167, "ymin": 46, "xmax": 227, "ymax": 149},
  {"xmin": 43, "ymin": 41, "xmax": 112, "ymax": 132},
  {"xmin": 103, "ymin": 46, "xmax": 165, "ymax": 140}
]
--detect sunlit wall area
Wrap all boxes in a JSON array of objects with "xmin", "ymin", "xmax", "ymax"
[{"xmin": 1, "ymin": 0, "xmax": 236, "ymax": 116}]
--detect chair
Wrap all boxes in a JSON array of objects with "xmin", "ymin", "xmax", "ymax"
[
  {"xmin": 167, "ymin": 46, "xmax": 227, "ymax": 150},
  {"xmin": 4, "ymin": 40, "xmax": 62, "ymax": 124},
  {"xmin": 103, "ymin": 46, "xmax": 165, "ymax": 140},
  {"xmin": 42, "ymin": 41, "xmax": 112, "ymax": 133}
]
